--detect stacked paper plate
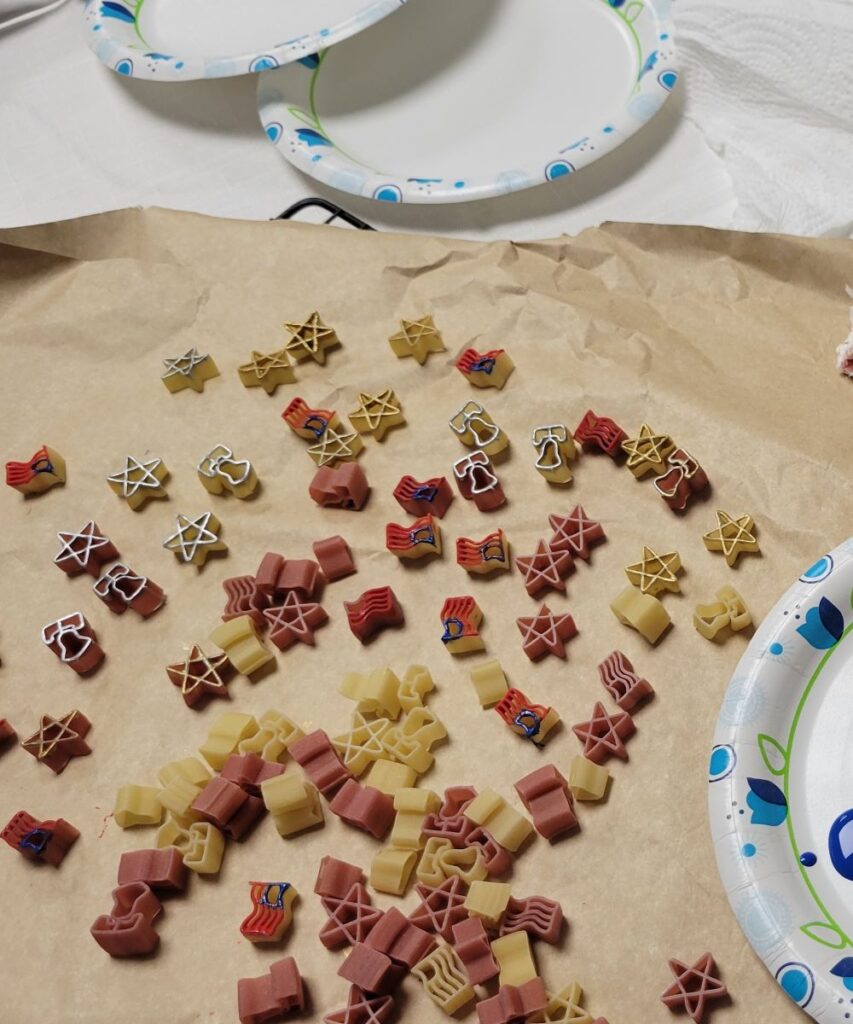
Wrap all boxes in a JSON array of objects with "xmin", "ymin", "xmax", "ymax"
[{"xmin": 86, "ymin": 0, "xmax": 677, "ymax": 204}]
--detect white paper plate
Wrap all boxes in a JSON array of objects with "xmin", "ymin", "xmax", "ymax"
[
  {"xmin": 257, "ymin": 0, "xmax": 677, "ymax": 204},
  {"xmin": 710, "ymin": 538, "xmax": 853, "ymax": 1022},
  {"xmin": 84, "ymin": 0, "xmax": 407, "ymax": 81}
]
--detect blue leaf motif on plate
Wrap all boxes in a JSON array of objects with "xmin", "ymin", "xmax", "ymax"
[
  {"xmin": 831, "ymin": 958, "xmax": 853, "ymax": 990},
  {"xmin": 639, "ymin": 50, "xmax": 659, "ymax": 79},
  {"xmin": 829, "ymin": 809, "xmax": 853, "ymax": 881},
  {"xmin": 796, "ymin": 596, "xmax": 844, "ymax": 649},
  {"xmin": 100, "ymin": 1, "xmax": 134, "ymax": 22},
  {"xmin": 295, "ymin": 129, "xmax": 332, "ymax": 147},
  {"xmin": 746, "ymin": 776, "xmax": 788, "ymax": 826}
]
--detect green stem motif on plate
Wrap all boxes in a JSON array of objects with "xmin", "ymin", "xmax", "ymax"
[
  {"xmin": 129, "ymin": 0, "xmax": 148, "ymax": 48},
  {"xmin": 783, "ymin": 620, "xmax": 853, "ymax": 950},
  {"xmin": 600, "ymin": 0, "xmax": 644, "ymax": 83}
]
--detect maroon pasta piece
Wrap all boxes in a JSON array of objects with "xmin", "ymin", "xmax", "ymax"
[
  {"xmin": 514, "ymin": 764, "xmax": 578, "ymax": 841},
  {"xmin": 237, "ymin": 956, "xmax": 305, "ymax": 1024},
  {"xmin": 117, "ymin": 847, "xmax": 188, "ymax": 892},
  {"xmin": 329, "ymin": 779, "xmax": 395, "ymax": 839},
  {"xmin": 313, "ymin": 535, "xmax": 356, "ymax": 581}
]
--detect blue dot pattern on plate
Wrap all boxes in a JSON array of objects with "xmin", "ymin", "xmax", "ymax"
[
  {"xmin": 114, "ymin": 57, "xmax": 133, "ymax": 76},
  {"xmin": 545, "ymin": 160, "xmax": 574, "ymax": 181},
  {"xmin": 800, "ymin": 851, "xmax": 817, "ymax": 867},
  {"xmin": 800, "ymin": 554, "xmax": 834, "ymax": 583},
  {"xmin": 373, "ymin": 185, "xmax": 402, "ymax": 203},
  {"xmin": 708, "ymin": 744, "xmax": 736, "ymax": 782},
  {"xmin": 658, "ymin": 69, "xmax": 678, "ymax": 90},
  {"xmin": 742, "ymin": 843, "xmax": 757, "ymax": 857},
  {"xmin": 265, "ymin": 123, "xmax": 283, "ymax": 144},
  {"xmin": 769, "ymin": 642, "xmax": 784, "ymax": 655},
  {"xmin": 249, "ymin": 55, "xmax": 279, "ymax": 72},
  {"xmin": 829, "ymin": 809, "xmax": 853, "ymax": 880},
  {"xmin": 775, "ymin": 962, "xmax": 815, "ymax": 1007}
]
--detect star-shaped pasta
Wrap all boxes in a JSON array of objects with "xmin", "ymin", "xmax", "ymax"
[
  {"xmin": 166, "ymin": 645, "xmax": 233, "ymax": 709},
  {"xmin": 702, "ymin": 510, "xmax": 759, "ymax": 566},
  {"xmin": 237, "ymin": 348, "xmax": 295, "ymax": 394},
  {"xmin": 307, "ymin": 424, "xmax": 364, "ymax": 467},
  {"xmin": 163, "ymin": 511, "xmax": 227, "ymax": 567},
  {"xmin": 349, "ymin": 388, "xmax": 405, "ymax": 441},
  {"xmin": 161, "ymin": 347, "xmax": 219, "ymax": 393},
  {"xmin": 282, "ymin": 312, "xmax": 340, "ymax": 364},
  {"xmin": 107, "ymin": 455, "xmax": 169, "ymax": 509},
  {"xmin": 620, "ymin": 422, "xmax": 675, "ymax": 477},
  {"xmin": 625, "ymin": 545, "xmax": 682, "ymax": 595},
  {"xmin": 388, "ymin": 316, "xmax": 446, "ymax": 365}
]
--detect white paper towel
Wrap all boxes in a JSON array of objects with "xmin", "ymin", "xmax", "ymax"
[{"xmin": 677, "ymin": 0, "xmax": 853, "ymax": 237}]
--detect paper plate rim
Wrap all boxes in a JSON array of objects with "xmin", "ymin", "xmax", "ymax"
[
  {"xmin": 84, "ymin": 0, "xmax": 408, "ymax": 81},
  {"xmin": 709, "ymin": 537, "xmax": 853, "ymax": 1023},
  {"xmin": 256, "ymin": 0, "xmax": 678, "ymax": 204}
]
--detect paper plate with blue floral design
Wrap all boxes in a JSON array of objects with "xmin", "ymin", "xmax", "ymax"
[
  {"xmin": 710, "ymin": 538, "xmax": 853, "ymax": 1022},
  {"xmin": 257, "ymin": 0, "xmax": 677, "ymax": 203},
  {"xmin": 85, "ymin": 0, "xmax": 407, "ymax": 81}
]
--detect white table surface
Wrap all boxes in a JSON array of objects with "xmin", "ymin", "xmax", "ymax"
[{"xmin": 0, "ymin": 0, "xmax": 850, "ymax": 240}]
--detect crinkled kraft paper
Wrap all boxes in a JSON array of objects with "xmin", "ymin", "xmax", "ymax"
[{"xmin": 0, "ymin": 209, "xmax": 851, "ymax": 1023}]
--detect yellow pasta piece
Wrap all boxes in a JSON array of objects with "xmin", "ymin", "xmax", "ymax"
[
  {"xmin": 196, "ymin": 444, "xmax": 259, "ymax": 499},
  {"xmin": 157, "ymin": 756, "xmax": 211, "ymax": 789},
  {"xmin": 412, "ymin": 944, "xmax": 475, "ymax": 1015},
  {"xmin": 332, "ymin": 712, "xmax": 393, "ymax": 776},
  {"xmin": 693, "ymin": 584, "xmax": 752, "ymax": 640},
  {"xmin": 260, "ymin": 774, "xmax": 324, "ymax": 837},
  {"xmin": 527, "ymin": 982, "xmax": 592, "ymax": 1024},
  {"xmin": 381, "ymin": 707, "xmax": 446, "ymax": 774},
  {"xmin": 157, "ymin": 775, "xmax": 203, "ymax": 820},
  {"xmin": 398, "ymin": 664, "xmax": 435, "ymax": 712},
  {"xmin": 161, "ymin": 348, "xmax": 219, "ymax": 394},
  {"xmin": 389, "ymin": 787, "xmax": 440, "ymax": 850},
  {"xmin": 491, "ymin": 931, "xmax": 537, "ymax": 987},
  {"xmin": 464, "ymin": 788, "xmax": 533, "ymax": 852},
  {"xmin": 209, "ymin": 615, "xmax": 274, "ymax": 677},
  {"xmin": 417, "ymin": 837, "xmax": 487, "ymax": 887},
  {"xmin": 532, "ymin": 424, "xmax": 576, "ymax": 484},
  {"xmin": 370, "ymin": 846, "xmax": 419, "ymax": 896},
  {"xmin": 449, "ymin": 400, "xmax": 508, "ymax": 456},
  {"xmin": 198, "ymin": 711, "xmax": 259, "ymax": 770},
  {"xmin": 114, "ymin": 785, "xmax": 163, "ymax": 828},
  {"xmin": 339, "ymin": 667, "xmax": 402, "ymax": 719},
  {"xmin": 238, "ymin": 708, "xmax": 305, "ymax": 762},
  {"xmin": 155, "ymin": 814, "xmax": 225, "ymax": 874},
  {"xmin": 364, "ymin": 758, "xmax": 416, "ymax": 796},
  {"xmin": 567, "ymin": 755, "xmax": 610, "ymax": 801},
  {"xmin": 469, "ymin": 659, "xmax": 509, "ymax": 708},
  {"xmin": 610, "ymin": 585, "xmax": 671, "ymax": 644},
  {"xmin": 464, "ymin": 880, "xmax": 512, "ymax": 928}
]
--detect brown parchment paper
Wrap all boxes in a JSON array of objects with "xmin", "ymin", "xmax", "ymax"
[{"xmin": 1, "ymin": 209, "xmax": 852, "ymax": 1024}]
